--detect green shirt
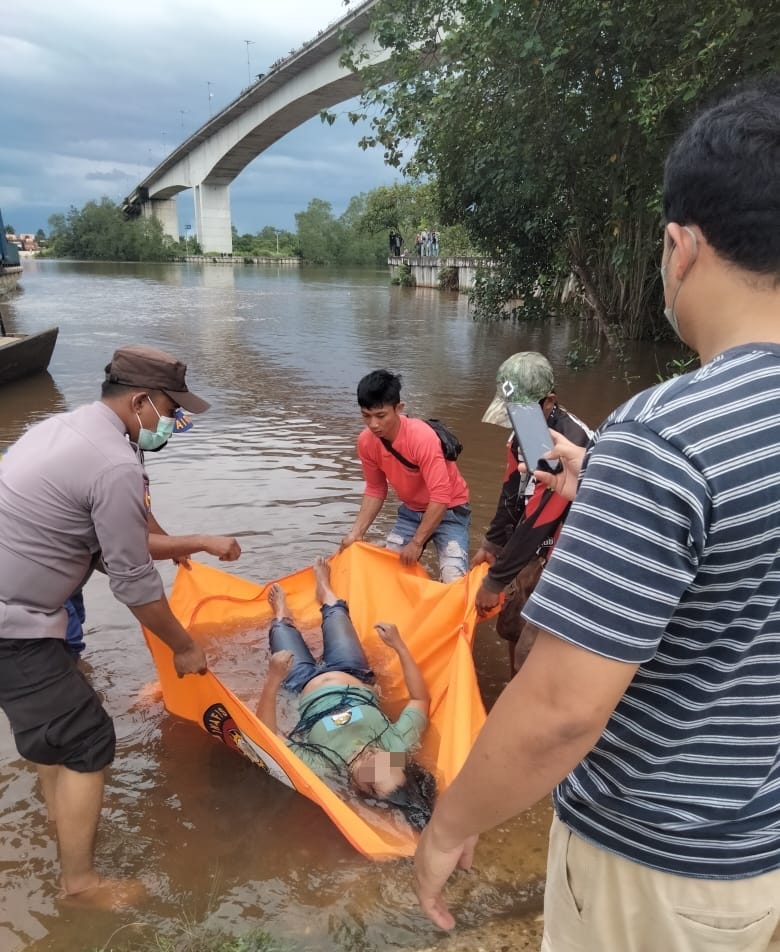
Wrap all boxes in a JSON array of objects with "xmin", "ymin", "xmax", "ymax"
[{"xmin": 287, "ymin": 685, "xmax": 427, "ymax": 778}]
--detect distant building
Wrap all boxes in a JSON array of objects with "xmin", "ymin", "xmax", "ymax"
[{"xmin": 7, "ymin": 233, "xmax": 38, "ymax": 252}]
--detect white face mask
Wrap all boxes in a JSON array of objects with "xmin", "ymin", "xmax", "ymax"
[{"xmin": 661, "ymin": 226, "xmax": 698, "ymax": 338}]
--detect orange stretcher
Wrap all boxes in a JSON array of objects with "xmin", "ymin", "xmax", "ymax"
[{"xmin": 142, "ymin": 542, "xmax": 488, "ymax": 859}]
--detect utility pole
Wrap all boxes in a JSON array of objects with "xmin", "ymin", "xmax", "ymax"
[
  {"xmin": 179, "ymin": 108, "xmax": 188, "ymax": 129},
  {"xmin": 206, "ymin": 81, "xmax": 214, "ymax": 116},
  {"xmin": 244, "ymin": 40, "xmax": 255, "ymax": 86}
]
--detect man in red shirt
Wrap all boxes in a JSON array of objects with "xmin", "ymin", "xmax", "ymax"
[{"xmin": 341, "ymin": 370, "xmax": 470, "ymax": 582}]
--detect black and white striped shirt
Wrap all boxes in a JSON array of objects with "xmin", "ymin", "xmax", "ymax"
[{"xmin": 524, "ymin": 343, "xmax": 780, "ymax": 878}]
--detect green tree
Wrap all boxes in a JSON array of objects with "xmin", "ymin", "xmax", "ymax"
[
  {"xmin": 231, "ymin": 224, "xmax": 297, "ymax": 257},
  {"xmin": 46, "ymin": 198, "xmax": 174, "ymax": 261},
  {"xmin": 4, "ymin": 223, "xmax": 14, "ymax": 235},
  {"xmin": 294, "ymin": 198, "xmax": 345, "ymax": 264},
  {"xmin": 341, "ymin": 0, "xmax": 776, "ymax": 341}
]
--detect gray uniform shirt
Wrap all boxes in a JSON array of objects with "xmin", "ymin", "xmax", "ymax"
[{"xmin": 0, "ymin": 401, "xmax": 164, "ymax": 640}]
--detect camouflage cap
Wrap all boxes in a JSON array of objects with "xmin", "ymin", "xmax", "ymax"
[{"xmin": 482, "ymin": 352, "xmax": 555, "ymax": 427}]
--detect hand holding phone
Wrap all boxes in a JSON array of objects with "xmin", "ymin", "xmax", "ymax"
[{"xmin": 506, "ymin": 402, "xmax": 561, "ymax": 474}]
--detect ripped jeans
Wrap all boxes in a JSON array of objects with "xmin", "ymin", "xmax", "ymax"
[{"xmin": 385, "ymin": 503, "xmax": 471, "ymax": 583}]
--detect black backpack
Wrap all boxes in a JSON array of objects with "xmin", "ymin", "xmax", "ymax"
[{"xmin": 381, "ymin": 418, "xmax": 463, "ymax": 470}]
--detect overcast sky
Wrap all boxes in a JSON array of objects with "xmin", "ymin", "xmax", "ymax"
[{"xmin": 1, "ymin": 0, "xmax": 400, "ymax": 235}]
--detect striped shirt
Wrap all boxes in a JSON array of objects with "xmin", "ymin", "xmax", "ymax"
[{"xmin": 524, "ymin": 343, "xmax": 780, "ymax": 878}]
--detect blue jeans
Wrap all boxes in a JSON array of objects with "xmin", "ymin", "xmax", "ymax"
[
  {"xmin": 269, "ymin": 601, "xmax": 375, "ymax": 694},
  {"xmin": 64, "ymin": 590, "xmax": 86, "ymax": 659},
  {"xmin": 386, "ymin": 503, "xmax": 471, "ymax": 583}
]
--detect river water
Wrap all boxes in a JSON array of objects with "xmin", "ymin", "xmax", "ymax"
[{"xmin": 0, "ymin": 258, "xmax": 678, "ymax": 952}]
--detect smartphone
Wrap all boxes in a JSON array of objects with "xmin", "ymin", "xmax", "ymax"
[{"xmin": 506, "ymin": 402, "xmax": 561, "ymax": 474}]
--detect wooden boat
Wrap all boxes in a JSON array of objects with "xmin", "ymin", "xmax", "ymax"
[{"xmin": 0, "ymin": 325, "xmax": 59, "ymax": 385}]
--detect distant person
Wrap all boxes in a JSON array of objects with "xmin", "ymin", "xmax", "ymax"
[
  {"xmin": 256, "ymin": 556, "xmax": 436, "ymax": 830},
  {"xmin": 414, "ymin": 79, "xmax": 780, "ymax": 949},
  {"xmin": 0, "ymin": 344, "xmax": 211, "ymax": 908},
  {"xmin": 341, "ymin": 370, "xmax": 470, "ymax": 583},
  {"xmin": 472, "ymin": 352, "xmax": 591, "ymax": 675}
]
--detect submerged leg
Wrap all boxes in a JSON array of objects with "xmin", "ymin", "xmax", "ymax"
[
  {"xmin": 268, "ymin": 584, "xmax": 318, "ymax": 692},
  {"xmin": 56, "ymin": 766, "xmax": 146, "ymax": 908}
]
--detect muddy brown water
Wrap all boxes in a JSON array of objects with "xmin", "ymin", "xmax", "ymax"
[{"xmin": 0, "ymin": 259, "xmax": 679, "ymax": 951}]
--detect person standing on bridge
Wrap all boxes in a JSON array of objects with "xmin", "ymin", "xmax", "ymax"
[
  {"xmin": 414, "ymin": 78, "xmax": 780, "ymax": 950},
  {"xmin": 0, "ymin": 345, "xmax": 211, "ymax": 907}
]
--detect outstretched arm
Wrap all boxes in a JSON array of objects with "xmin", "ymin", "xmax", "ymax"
[
  {"xmin": 255, "ymin": 650, "xmax": 293, "ymax": 736},
  {"xmin": 414, "ymin": 628, "xmax": 638, "ymax": 930},
  {"xmin": 147, "ymin": 510, "xmax": 241, "ymax": 564},
  {"xmin": 375, "ymin": 623, "xmax": 429, "ymax": 715},
  {"xmin": 149, "ymin": 532, "xmax": 241, "ymax": 564},
  {"xmin": 130, "ymin": 598, "xmax": 207, "ymax": 678},
  {"xmin": 341, "ymin": 494, "xmax": 385, "ymax": 549}
]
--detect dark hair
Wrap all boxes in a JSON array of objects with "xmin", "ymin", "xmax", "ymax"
[
  {"xmin": 663, "ymin": 76, "xmax": 780, "ymax": 278},
  {"xmin": 357, "ymin": 370, "xmax": 402, "ymax": 409},
  {"xmin": 101, "ymin": 380, "xmax": 134, "ymax": 399},
  {"xmin": 376, "ymin": 760, "xmax": 438, "ymax": 832},
  {"xmin": 101, "ymin": 381, "xmax": 165, "ymax": 400}
]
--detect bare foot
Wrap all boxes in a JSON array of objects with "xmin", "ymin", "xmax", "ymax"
[
  {"xmin": 313, "ymin": 556, "xmax": 338, "ymax": 606},
  {"xmin": 268, "ymin": 583, "xmax": 290, "ymax": 620},
  {"xmin": 58, "ymin": 876, "xmax": 148, "ymax": 911}
]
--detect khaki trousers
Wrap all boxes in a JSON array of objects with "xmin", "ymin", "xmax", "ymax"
[{"xmin": 541, "ymin": 814, "xmax": 780, "ymax": 952}]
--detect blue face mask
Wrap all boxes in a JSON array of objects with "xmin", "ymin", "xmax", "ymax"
[{"xmin": 136, "ymin": 397, "xmax": 175, "ymax": 452}]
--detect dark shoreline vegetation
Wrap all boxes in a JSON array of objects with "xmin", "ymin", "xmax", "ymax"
[{"xmin": 40, "ymin": 183, "xmax": 468, "ymax": 273}]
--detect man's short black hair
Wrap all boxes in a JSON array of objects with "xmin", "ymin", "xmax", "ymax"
[
  {"xmin": 663, "ymin": 76, "xmax": 780, "ymax": 279},
  {"xmin": 357, "ymin": 370, "xmax": 402, "ymax": 409}
]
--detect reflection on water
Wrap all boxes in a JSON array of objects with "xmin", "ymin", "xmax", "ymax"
[
  {"xmin": 0, "ymin": 372, "xmax": 67, "ymax": 448},
  {"xmin": 0, "ymin": 259, "xmax": 677, "ymax": 951}
]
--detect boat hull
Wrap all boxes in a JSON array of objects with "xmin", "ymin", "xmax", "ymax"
[{"xmin": 0, "ymin": 327, "xmax": 59, "ymax": 385}]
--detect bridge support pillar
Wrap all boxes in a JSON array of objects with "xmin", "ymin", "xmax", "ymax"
[
  {"xmin": 194, "ymin": 183, "xmax": 232, "ymax": 254},
  {"xmin": 141, "ymin": 198, "xmax": 179, "ymax": 241}
]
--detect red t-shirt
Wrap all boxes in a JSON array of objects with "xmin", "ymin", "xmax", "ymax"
[{"xmin": 357, "ymin": 415, "xmax": 469, "ymax": 512}]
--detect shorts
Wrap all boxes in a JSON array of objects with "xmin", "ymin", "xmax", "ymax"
[{"xmin": 0, "ymin": 638, "xmax": 115, "ymax": 772}]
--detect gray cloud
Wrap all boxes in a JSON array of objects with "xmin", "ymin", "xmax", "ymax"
[{"xmin": 1, "ymin": 0, "xmax": 401, "ymax": 234}]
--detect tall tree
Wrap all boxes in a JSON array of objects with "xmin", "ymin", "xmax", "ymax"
[
  {"xmin": 341, "ymin": 0, "xmax": 776, "ymax": 341},
  {"xmin": 46, "ymin": 198, "xmax": 174, "ymax": 261},
  {"xmin": 294, "ymin": 198, "xmax": 345, "ymax": 264}
]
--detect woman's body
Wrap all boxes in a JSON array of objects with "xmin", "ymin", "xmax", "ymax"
[{"xmin": 256, "ymin": 557, "xmax": 435, "ymax": 825}]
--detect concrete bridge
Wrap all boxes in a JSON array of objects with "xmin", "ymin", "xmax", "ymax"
[{"xmin": 122, "ymin": 0, "xmax": 383, "ymax": 253}]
